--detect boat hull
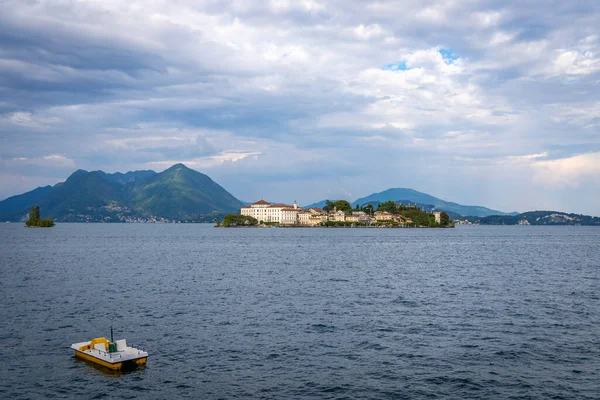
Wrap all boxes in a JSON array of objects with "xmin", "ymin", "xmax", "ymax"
[{"xmin": 74, "ymin": 350, "xmax": 147, "ymax": 370}]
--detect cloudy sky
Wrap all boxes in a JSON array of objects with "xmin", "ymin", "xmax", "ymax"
[{"xmin": 1, "ymin": 0, "xmax": 599, "ymax": 214}]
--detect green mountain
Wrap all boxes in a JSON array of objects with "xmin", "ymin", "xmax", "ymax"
[
  {"xmin": 0, "ymin": 164, "xmax": 243, "ymax": 222},
  {"xmin": 37, "ymin": 170, "xmax": 131, "ymax": 220},
  {"xmin": 305, "ymin": 188, "xmax": 514, "ymax": 217},
  {"xmin": 467, "ymin": 211, "xmax": 600, "ymax": 226},
  {"xmin": 128, "ymin": 164, "xmax": 243, "ymax": 220}
]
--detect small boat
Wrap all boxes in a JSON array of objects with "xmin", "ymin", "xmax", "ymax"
[{"xmin": 71, "ymin": 328, "xmax": 148, "ymax": 370}]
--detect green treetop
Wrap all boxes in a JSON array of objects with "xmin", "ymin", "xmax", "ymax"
[
  {"xmin": 440, "ymin": 211, "xmax": 450, "ymax": 226},
  {"xmin": 323, "ymin": 200, "xmax": 352, "ymax": 213},
  {"xmin": 222, "ymin": 214, "xmax": 258, "ymax": 227},
  {"xmin": 377, "ymin": 200, "xmax": 399, "ymax": 214},
  {"xmin": 26, "ymin": 206, "xmax": 55, "ymax": 227}
]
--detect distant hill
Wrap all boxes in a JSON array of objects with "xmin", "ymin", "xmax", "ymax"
[
  {"xmin": 303, "ymin": 199, "xmax": 335, "ymax": 209},
  {"xmin": 0, "ymin": 185, "xmax": 53, "ymax": 221},
  {"xmin": 467, "ymin": 211, "xmax": 600, "ymax": 226},
  {"xmin": 0, "ymin": 164, "xmax": 243, "ymax": 222},
  {"xmin": 305, "ymin": 188, "xmax": 514, "ymax": 218},
  {"xmin": 353, "ymin": 188, "xmax": 514, "ymax": 217},
  {"xmin": 385, "ymin": 200, "xmax": 463, "ymax": 220}
]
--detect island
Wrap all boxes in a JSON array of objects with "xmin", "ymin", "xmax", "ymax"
[
  {"xmin": 25, "ymin": 206, "xmax": 55, "ymax": 227},
  {"xmin": 218, "ymin": 199, "xmax": 452, "ymax": 228}
]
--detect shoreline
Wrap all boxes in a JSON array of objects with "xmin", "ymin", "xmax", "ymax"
[{"xmin": 216, "ymin": 224, "xmax": 455, "ymax": 229}]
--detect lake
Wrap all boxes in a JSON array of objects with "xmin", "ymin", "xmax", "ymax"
[{"xmin": 1, "ymin": 224, "xmax": 598, "ymax": 399}]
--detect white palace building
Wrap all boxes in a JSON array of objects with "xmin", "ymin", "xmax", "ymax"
[
  {"xmin": 241, "ymin": 200, "xmax": 326, "ymax": 226},
  {"xmin": 240, "ymin": 200, "xmax": 300, "ymax": 225}
]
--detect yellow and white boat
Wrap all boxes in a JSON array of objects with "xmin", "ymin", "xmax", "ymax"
[{"xmin": 71, "ymin": 329, "xmax": 148, "ymax": 370}]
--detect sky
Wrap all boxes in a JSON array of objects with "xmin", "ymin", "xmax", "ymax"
[{"xmin": 1, "ymin": 0, "xmax": 599, "ymax": 215}]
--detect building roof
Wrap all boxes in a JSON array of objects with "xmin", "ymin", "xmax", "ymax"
[
  {"xmin": 268, "ymin": 203, "xmax": 295, "ymax": 208},
  {"xmin": 252, "ymin": 199, "xmax": 271, "ymax": 205}
]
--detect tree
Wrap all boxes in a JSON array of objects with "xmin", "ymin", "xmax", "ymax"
[
  {"xmin": 361, "ymin": 204, "xmax": 374, "ymax": 215},
  {"xmin": 29, "ymin": 206, "xmax": 40, "ymax": 221},
  {"xmin": 399, "ymin": 207, "xmax": 431, "ymax": 227},
  {"xmin": 332, "ymin": 200, "xmax": 352, "ymax": 212},
  {"xmin": 378, "ymin": 201, "xmax": 399, "ymax": 214},
  {"xmin": 440, "ymin": 212, "xmax": 450, "ymax": 226},
  {"xmin": 323, "ymin": 200, "xmax": 352, "ymax": 213},
  {"xmin": 26, "ymin": 206, "xmax": 54, "ymax": 227},
  {"xmin": 222, "ymin": 214, "xmax": 258, "ymax": 227},
  {"xmin": 36, "ymin": 219, "xmax": 55, "ymax": 227}
]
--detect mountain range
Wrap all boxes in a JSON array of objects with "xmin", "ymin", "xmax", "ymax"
[
  {"xmin": 0, "ymin": 164, "xmax": 243, "ymax": 222},
  {"xmin": 2, "ymin": 165, "xmax": 596, "ymax": 223},
  {"xmin": 305, "ymin": 188, "xmax": 516, "ymax": 217}
]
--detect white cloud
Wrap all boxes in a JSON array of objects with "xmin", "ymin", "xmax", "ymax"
[
  {"xmin": 473, "ymin": 11, "xmax": 503, "ymax": 28},
  {"xmin": 551, "ymin": 49, "xmax": 600, "ymax": 76},
  {"xmin": 353, "ymin": 24, "xmax": 384, "ymax": 40},
  {"xmin": 489, "ymin": 31, "xmax": 514, "ymax": 46},
  {"xmin": 269, "ymin": 0, "xmax": 325, "ymax": 13},
  {"xmin": 1, "ymin": 111, "xmax": 61, "ymax": 127},
  {"xmin": 4, "ymin": 155, "xmax": 76, "ymax": 168},
  {"xmin": 532, "ymin": 152, "xmax": 600, "ymax": 186},
  {"xmin": 506, "ymin": 152, "xmax": 548, "ymax": 162},
  {"xmin": 146, "ymin": 150, "xmax": 262, "ymax": 169}
]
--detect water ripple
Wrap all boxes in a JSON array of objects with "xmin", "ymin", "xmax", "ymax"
[{"xmin": 0, "ymin": 224, "xmax": 599, "ymax": 399}]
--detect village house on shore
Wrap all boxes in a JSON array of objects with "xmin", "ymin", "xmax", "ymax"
[{"xmin": 240, "ymin": 200, "xmax": 414, "ymax": 226}]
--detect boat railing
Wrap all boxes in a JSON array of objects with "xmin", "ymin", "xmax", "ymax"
[
  {"xmin": 130, "ymin": 344, "xmax": 146, "ymax": 354},
  {"xmin": 91, "ymin": 347, "xmax": 147, "ymax": 358},
  {"xmin": 92, "ymin": 348, "xmax": 123, "ymax": 359}
]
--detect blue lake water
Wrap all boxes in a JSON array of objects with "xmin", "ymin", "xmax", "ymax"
[{"xmin": 1, "ymin": 224, "xmax": 599, "ymax": 399}]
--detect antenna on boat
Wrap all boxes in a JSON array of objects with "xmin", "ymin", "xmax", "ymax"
[{"xmin": 110, "ymin": 326, "xmax": 114, "ymax": 343}]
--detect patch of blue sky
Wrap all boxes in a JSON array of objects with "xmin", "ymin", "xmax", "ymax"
[
  {"xmin": 439, "ymin": 48, "xmax": 458, "ymax": 64},
  {"xmin": 382, "ymin": 61, "xmax": 409, "ymax": 71}
]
